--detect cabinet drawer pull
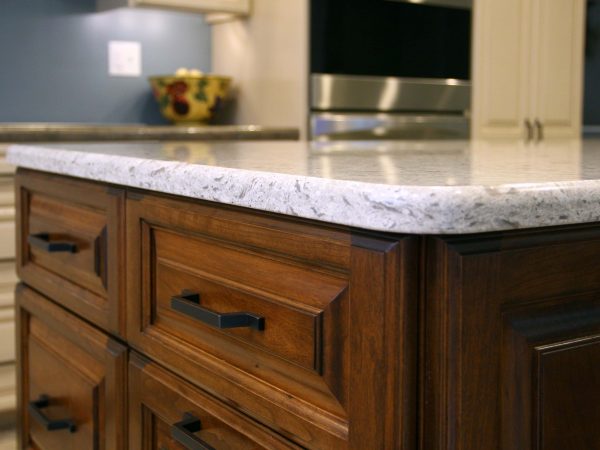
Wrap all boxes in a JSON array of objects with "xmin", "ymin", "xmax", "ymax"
[
  {"xmin": 171, "ymin": 291, "xmax": 265, "ymax": 331},
  {"xmin": 525, "ymin": 119, "xmax": 534, "ymax": 141},
  {"xmin": 28, "ymin": 233, "xmax": 78, "ymax": 253},
  {"xmin": 28, "ymin": 395, "xmax": 77, "ymax": 433},
  {"xmin": 171, "ymin": 413, "xmax": 216, "ymax": 450},
  {"xmin": 534, "ymin": 118, "xmax": 544, "ymax": 141}
]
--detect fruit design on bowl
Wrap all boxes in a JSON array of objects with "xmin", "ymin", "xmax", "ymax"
[
  {"xmin": 149, "ymin": 72, "xmax": 231, "ymax": 124},
  {"xmin": 166, "ymin": 81, "xmax": 190, "ymax": 116}
]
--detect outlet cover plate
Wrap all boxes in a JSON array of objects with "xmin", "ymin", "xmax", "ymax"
[{"xmin": 108, "ymin": 41, "xmax": 142, "ymax": 77}]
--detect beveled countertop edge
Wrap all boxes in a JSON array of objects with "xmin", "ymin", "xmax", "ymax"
[{"xmin": 8, "ymin": 143, "xmax": 600, "ymax": 235}]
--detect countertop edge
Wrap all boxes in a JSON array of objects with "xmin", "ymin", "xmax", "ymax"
[{"xmin": 8, "ymin": 144, "xmax": 600, "ymax": 235}]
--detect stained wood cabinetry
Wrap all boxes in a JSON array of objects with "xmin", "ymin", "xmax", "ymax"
[
  {"xmin": 129, "ymin": 352, "xmax": 300, "ymax": 449},
  {"xmin": 124, "ymin": 190, "xmax": 418, "ymax": 449},
  {"xmin": 424, "ymin": 229, "xmax": 600, "ymax": 449},
  {"xmin": 15, "ymin": 169, "xmax": 600, "ymax": 448},
  {"xmin": 15, "ymin": 171, "xmax": 125, "ymax": 337},
  {"xmin": 16, "ymin": 285, "xmax": 127, "ymax": 450}
]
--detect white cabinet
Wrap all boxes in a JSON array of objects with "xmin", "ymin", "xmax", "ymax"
[
  {"xmin": 472, "ymin": 0, "xmax": 585, "ymax": 139},
  {"xmin": 98, "ymin": 0, "xmax": 251, "ymax": 17},
  {"xmin": 0, "ymin": 146, "xmax": 16, "ymax": 418}
]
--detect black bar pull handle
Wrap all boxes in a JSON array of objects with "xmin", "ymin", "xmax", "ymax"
[
  {"xmin": 171, "ymin": 413, "xmax": 216, "ymax": 450},
  {"xmin": 28, "ymin": 395, "xmax": 77, "ymax": 433},
  {"xmin": 171, "ymin": 291, "xmax": 265, "ymax": 331},
  {"xmin": 534, "ymin": 118, "xmax": 544, "ymax": 142},
  {"xmin": 28, "ymin": 233, "xmax": 78, "ymax": 253}
]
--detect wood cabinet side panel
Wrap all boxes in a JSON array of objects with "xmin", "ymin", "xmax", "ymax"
[
  {"xmin": 348, "ymin": 235, "xmax": 418, "ymax": 450},
  {"xmin": 422, "ymin": 227, "xmax": 600, "ymax": 449}
]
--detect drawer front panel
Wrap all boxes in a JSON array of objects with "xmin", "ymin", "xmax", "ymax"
[
  {"xmin": 28, "ymin": 193, "xmax": 107, "ymax": 295},
  {"xmin": 17, "ymin": 285, "xmax": 127, "ymax": 450},
  {"xmin": 16, "ymin": 169, "xmax": 125, "ymax": 335},
  {"xmin": 127, "ymin": 193, "xmax": 419, "ymax": 449},
  {"xmin": 28, "ymin": 332, "xmax": 96, "ymax": 450},
  {"xmin": 128, "ymin": 194, "xmax": 353, "ymax": 448},
  {"xmin": 129, "ymin": 353, "xmax": 300, "ymax": 450},
  {"xmin": 152, "ymin": 225, "xmax": 345, "ymax": 372}
]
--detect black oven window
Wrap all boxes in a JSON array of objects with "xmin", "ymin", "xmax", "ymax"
[{"xmin": 311, "ymin": 0, "xmax": 471, "ymax": 80}]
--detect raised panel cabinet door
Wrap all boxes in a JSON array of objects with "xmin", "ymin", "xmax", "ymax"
[
  {"xmin": 16, "ymin": 284, "xmax": 127, "ymax": 450},
  {"xmin": 502, "ymin": 300, "xmax": 600, "ymax": 450},
  {"xmin": 126, "ymin": 192, "xmax": 418, "ymax": 449},
  {"xmin": 423, "ymin": 224, "xmax": 600, "ymax": 449},
  {"xmin": 15, "ymin": 169, "xmax": 126, "ymax": 336},
  {"xmin": 128, "ymin": 352, "xmax": 300, "ymax": 450},
  {"xmin": 471, "ymin": 0, "xmax": 532, "ymax": 139},
  {"xmin": 531, "ymin": 0, "xmax": 585, "ymax": 138}
]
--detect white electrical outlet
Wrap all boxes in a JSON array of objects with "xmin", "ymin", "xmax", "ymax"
[{"xmin": 108, "ymin": 41, "xmax": 142, "ymax": 77}]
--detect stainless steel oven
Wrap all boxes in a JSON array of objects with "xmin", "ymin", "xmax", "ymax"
[{"xmin": 310, "ymin": 0, "xmax": 472, "ymax": 140}]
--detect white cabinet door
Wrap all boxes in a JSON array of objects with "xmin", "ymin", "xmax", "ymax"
[
  {"xmin": 0, "ymin": 261, "xmax": 17, "ymax": 364},
  {"xmin": 472, "ymin": 0, "xmax": 585, "ymax": 139},
  {"xmin": 471, "ymin": 0, "xmax": 532, "ymax": 139},
  {"xmin": 0, "ymin": 178, "xmax": 15, "ymax": 261},
  {"xmin": 531, "ymin": 0, "xmax": 585, "ymax": 138},
  {"xmin": 98, "ymin": 0, "xmax": 250, "ymax": 15}
]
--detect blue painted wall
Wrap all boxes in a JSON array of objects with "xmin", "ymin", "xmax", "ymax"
[{"xmin": 0, "ymin": 0, "xmax": 211, "ymax": 124}]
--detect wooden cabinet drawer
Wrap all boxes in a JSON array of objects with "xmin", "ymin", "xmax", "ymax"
[
  {"xmin": 16, "ymin": 285, "xmax": 127, "ymax": 450},
  {"xmin": 16, "ymin": 170, "xmax": 125, "ymax": 336},
  {"xmin": 151, "ymin": 226, "xmax": 345, "ymax": 374},
  {"xmin": 129, "ymin": 352, "xmax": 300, "ymax": 449},
  {"xmin": 127, "ymin": 193, "xmax": 418, "ymax": 449}
]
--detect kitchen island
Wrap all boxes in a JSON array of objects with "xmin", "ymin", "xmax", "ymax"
[
  {"xmin": 7, "ymin": 139, "xmax": 600, "ymax": 449},
  {"xmin": 0, "ymin": 124, "xmax": 299, "ymax": 435}
]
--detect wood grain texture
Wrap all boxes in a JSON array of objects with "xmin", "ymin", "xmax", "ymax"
[
  {"xmin": 15, "ymin": 169, "xmax": 126, "ymax": 337},
  {"xmin": 348, "ymin": 234, "xmax": 418, "ymax": 449},
  {"xmin": 126, "ymin": 191, "xmax": 419, "ymax": 449},
  {"xmin": 503, "ymin": 297, "xmax": 600, "ymax": 450},
  {"xmin": 16, "ymin": 284, "xmax": 127, "ymax": 450},
  {"xmin": 128, "ymin": 351, "xmax": 301, "ymax": 450},
  {"xmin": 151, "ymin": 224, "xmax": 346, "ymax": 372},
  {"xmin": 422, "ymin": 225, "xmax": 600, "ymax": 450},
  {"xmin": 16, "ymin": 170, "xmax": 600, "ymax": 449}
]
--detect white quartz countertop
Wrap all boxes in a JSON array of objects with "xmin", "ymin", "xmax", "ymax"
[{"xmin": 8, "ymin": 139, "xmax": 600, "ymax": 234}]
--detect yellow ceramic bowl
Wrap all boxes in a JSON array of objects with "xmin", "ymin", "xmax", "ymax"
[{"xmin": 149, "ymin": 74, "xmax": 232, "ymax": 124}]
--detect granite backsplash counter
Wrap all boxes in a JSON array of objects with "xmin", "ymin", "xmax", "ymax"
[{"xmin": 0, "ymin": 123, "xmax": 299, "ymax": 142}]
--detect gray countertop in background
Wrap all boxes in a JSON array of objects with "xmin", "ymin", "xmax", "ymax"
[
  {"xmin": 8, "ymin": 139, "xmax": 600, "ymax": 234},
  {"xmin": 0, "ymin": 123, "xmax": 299, "ymax": 142}
]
